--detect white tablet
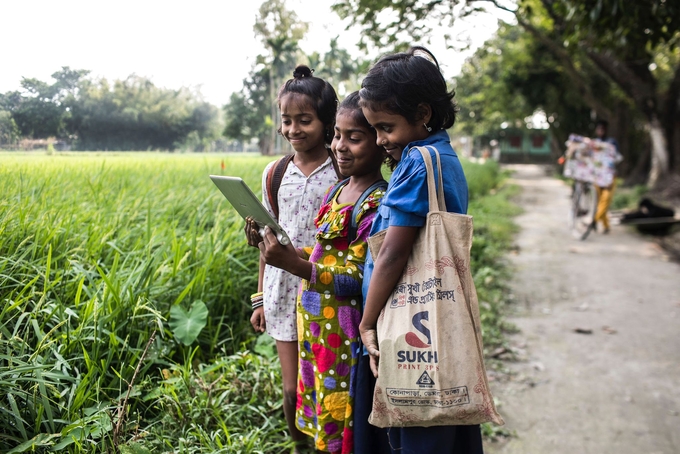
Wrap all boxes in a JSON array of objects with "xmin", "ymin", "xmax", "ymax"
[{"xmin": 209, "ymin": 175, "xmax": 291, "ymax": 245}]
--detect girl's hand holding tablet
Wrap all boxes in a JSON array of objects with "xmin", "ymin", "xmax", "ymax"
[
  {"xmin": 258, "ymin": 227, "xmax": 312, "ymax": 281},
  {"xmin": 244, "ymin": 217, "xmax": 263, "ymax": 247}
]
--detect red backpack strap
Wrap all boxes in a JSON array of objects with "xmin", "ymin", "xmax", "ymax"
[{"xmin": 266, "ymin": 154, "xmax": 294, "ymax": 220}]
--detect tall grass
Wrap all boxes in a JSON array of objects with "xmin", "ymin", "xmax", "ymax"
[
  {"xmin": 0, "ymin": 153, "xmax": 517, "ymax": 452},
  {"xmin": 0, "ymin": 153, "xmax": 269, "ymax": 452}
]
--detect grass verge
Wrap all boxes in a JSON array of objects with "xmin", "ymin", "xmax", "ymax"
[{"xmin": 0, "ymin": 153, "xmax": 520, "ymax": 452}]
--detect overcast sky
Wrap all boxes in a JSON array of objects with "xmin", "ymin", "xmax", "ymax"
[{"xmin": 0, "ymin": 0, "xmax": 511, "ymax": 106}]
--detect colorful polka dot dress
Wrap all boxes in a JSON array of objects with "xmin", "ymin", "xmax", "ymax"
[{"xmin": 295, "ymin": 183, "xmax": 385, "ymax": 454}]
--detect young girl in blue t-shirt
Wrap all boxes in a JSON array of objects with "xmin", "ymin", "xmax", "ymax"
[{"xmin": 354, "ymin": 46, "xmax": 483, "ymax": 454}]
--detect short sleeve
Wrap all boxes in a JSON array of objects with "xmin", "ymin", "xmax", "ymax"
[{"xmin": 381, "ymin": 155, "xmax": 429, "ymax": 228}]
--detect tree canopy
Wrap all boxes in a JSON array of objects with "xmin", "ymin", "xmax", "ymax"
[
  {"xmin": 222, "ymin": 0, "xmax": 370, "ymax": 154},
  {"xmin": 0, "ymin": 67, "xmax": 222, "ymax": 151},
  {"xmin": 332, "ymin": 0, "xmax": 680, "ymax": 186}
]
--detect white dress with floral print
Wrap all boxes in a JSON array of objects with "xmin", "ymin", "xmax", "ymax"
[{"xmin": 260, "ymin": 156, "xmax": 339, "ymax": 341}]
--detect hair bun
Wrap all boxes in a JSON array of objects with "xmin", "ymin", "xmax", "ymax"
[{"xmin": 293, "ymin": 65, "xmax": 314, "ymax": 79}]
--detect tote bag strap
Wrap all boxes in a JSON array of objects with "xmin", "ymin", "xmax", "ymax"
[{"xmin": 415, "ymin": 146, "xmax": 446, "ymax": 212}]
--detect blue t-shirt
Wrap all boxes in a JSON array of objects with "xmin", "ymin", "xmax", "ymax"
[{"xmin": 360, "ymin": 130, "xmax": 468, "ymax": 353}]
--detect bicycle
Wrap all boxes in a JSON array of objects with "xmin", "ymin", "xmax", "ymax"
[{"xmin": 569, "ymin": 179, "xmax": 598, "ymax": 240}]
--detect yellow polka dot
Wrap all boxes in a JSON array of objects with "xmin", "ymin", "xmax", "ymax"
[
  {"xmin": 297, "ymin": 313, "xmax": 304, "ymax": 337},
  {"xmin": 324, "ymin": 391, "xmax": 349, "ymax": 420},
  {"xmin": 320, "ymin": 271, "xmax": 333, "ymax": 285},
  {"xmin": 323, "ymin": 255, "xmax": 337, "ymax": 266},
  {"xmin": 323, "ymin": 306, "xmax": 335, "ymax": 319},
  {"xmin": 352, "ymin": 244, "xmax": 365, "ymax": 258},
  {"xmin": 316, "ymin": 438, "xmax": 326, "ymax": 450}
]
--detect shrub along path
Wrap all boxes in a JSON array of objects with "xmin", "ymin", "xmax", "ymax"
[{"xmin": 485, "ymin": 164, "xmax": 680, "ymax": 454}]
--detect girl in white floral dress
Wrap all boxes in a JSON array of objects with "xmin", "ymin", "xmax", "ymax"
[{"xmin": 245, "ymin": 65, "xmax": 340, "ymax": 451}]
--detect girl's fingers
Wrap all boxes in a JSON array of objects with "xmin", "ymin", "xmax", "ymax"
[
  {"xmin": 261, "ymin": 226, "xmax": 271, "ymax": 246},
  {"xmin": 259, "ymin": 227, "xmax": 300, "ymax": 272},
  {"xmin": 250, "ymin": 307, "xmax": 266, "ymax": 333},
  {"xmin": 360, "ymin": 327, "xmax": 380, "ymax": 376},
  {"xmin": 244, "ymin": 218, "xmax": 263, "ymax": 247},
  {"xmin": 262, "ymin": 226, "xmax": 278, "ymax": 245},
  {"xmin": 369, "ymin": 355, "xmax": 380, "ymax": 378},
  {"xmin": 260, "ymin": 227, "xmax": 281, "ymax": 253}
]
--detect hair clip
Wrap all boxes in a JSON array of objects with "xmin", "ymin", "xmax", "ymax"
[{"xmin": 413, "ymin": 49, "xmax": 437, "ymax": 66}]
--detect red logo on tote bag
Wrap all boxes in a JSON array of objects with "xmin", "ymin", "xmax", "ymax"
[{"xmin": 405, "ymin": 311, "xmax": 431, "ymax": 348}]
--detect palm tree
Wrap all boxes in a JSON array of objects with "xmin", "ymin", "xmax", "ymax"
[{"xmin": 254, "ymin": 0, "xmax": 308, "ymax": 154}]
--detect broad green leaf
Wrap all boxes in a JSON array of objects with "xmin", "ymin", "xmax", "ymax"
[
  {"xmin": 120, "ymin": 443, "xmax": 153, "ymax": 454},
  {"xmin": 6, "ymin": 433, "xmax": 59, "ymax": 453},
  {"xmin": 169, "ymin": 300, "xmax": 208, "ymax": 345},
  {"xmin": 253, "ymin": 333, "xmax": 277, "ymax": 359}
]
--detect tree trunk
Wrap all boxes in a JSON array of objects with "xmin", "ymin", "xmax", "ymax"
[
  {"xmin": 549, "ymin": 133, "xmax": 563, "ymax": 160},
  {"xmin": 268, "ymin": 70, "xmax": 276, "ymax": 156},
  {"xmin": 582, "ymin": 50, "xmax": 673, "ymax": 187},
  {"xmin": 627, "ymin": 144, "xmax": 651, "ymax": 186},
  {"xmin": 662, "ymin": 63, "xmax": 680, "ymax": 173},
  {"xmin": 258, "ymin": 132, "xmax": 271, "ymax": 155},
  {"xmin": 671, "ymin": 113, "xmax": 680, "ymax": 175},
  {"xmin": 647, "ymin": 115, "xmax": 670, "ymax": 188},
  {"xmin": 517, "ymin": 19, "xmax": 613, "ymax": 119}
]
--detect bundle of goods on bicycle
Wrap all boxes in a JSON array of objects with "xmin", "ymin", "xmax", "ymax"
[{"xmin": 562, "ymin": 134, "xmax": 622, "ymax": 187}]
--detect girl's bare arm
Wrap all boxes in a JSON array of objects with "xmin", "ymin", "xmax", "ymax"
[
  {"xmin": 360, "ymin": 225, "xmax": 419, "ymax": 329},
  {"xmin": 250, "ymin": 255, "xmax": 267, "ymax": 333}
]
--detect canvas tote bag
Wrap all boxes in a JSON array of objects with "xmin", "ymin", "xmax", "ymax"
[{"xmin": 366, "ymin": 146, "xmax": 504, "ymax": 427}]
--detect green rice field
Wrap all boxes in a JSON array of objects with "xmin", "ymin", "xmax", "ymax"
[{"xmin": 0, "ymin": 152, "xmax": 518, "ymax": 453}]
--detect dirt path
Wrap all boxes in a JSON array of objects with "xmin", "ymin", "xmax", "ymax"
[{"xmin": 483, "ymin": 164, "xmax": 680, "ymax": 454}]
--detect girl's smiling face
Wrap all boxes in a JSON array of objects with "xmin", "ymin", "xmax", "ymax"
[
  {"xmin": 331, "ymin": 110, "xmax": 385, "ymax": 177},
  {"xmin": 279, "ymin": 93, "xmax": 326, "ymax": 154},
  {"xmin": 361, "ymin": 107, "xmax": 431, "ymax": 161}
]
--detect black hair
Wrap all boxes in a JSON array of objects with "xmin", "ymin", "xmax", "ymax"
[
  {"xmin": 338, "ymin": 91, "xmax": 370, "ymax": 130},
  {"xmin": 338, "ymin": 91, "xmax": 398, "ymax": 170},
  {"xmin": 359, "ymin": 46, "xmax": 457, "ymax": 131},
  {"xmin": 278, "ymin": 65, "xmax": 338, "ymax": 145},
  {"xmin": 595, "ymin": 119, "xmax": 609, "ymax": 129}
]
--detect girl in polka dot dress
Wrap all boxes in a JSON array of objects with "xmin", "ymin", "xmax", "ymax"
[{"xmin": 256, "ymin": 91, "xmax": 392, "ymax": 454}]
